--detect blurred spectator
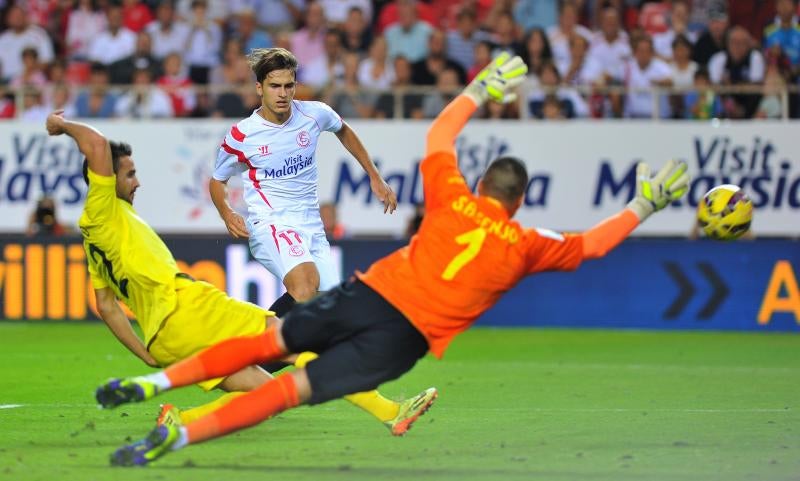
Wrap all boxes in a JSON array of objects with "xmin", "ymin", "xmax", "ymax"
[
  {"xmin": 490, "ymin": 11, "xmax": 522, "ymax": 58},
  {"xmin": 210, "ymin": 37, "xmax": 250, "ymax": 85},
  {"xmin": 319, "ymin": 0, "xmax": 372, "ymax": 26},
  {"xmin": 623, "ymin": 36, "xmax": 672, "ymax": 118},
  {"xmin": 446, "ymin": 8, "xmax": 491, "ymax": 71},
  {"xmin": 669, "ymin": 34, "xmax": 698, "ymax": 117},
  {"xmin": 670, "ymin": 34, "xmax": 698, "ymax": 87},
  {"xmin": 709, "ymin": 26, "xmax": 765, "ymax": 118},
  {"xmin": 20, "ymin": 89, "xmax": 49, "ymax": 121},
  {"xmin": 115, "ymin": 67, "xmax": 174, "ymax": 118},
  {"xmin": 320, "ymin": 202, "xmax": 346, "ymax": 240},
  {"xmin": 122, "ymin": 0, "xmax": 154, "ymax": 33},
  {"xmin": 0, "ymin": 92, "xmax": 15, "ymax": 118},
  {"xmin": 638, "ymin": 1, "xmax": 670, "ymax": 36},
  {"xmin": 22, "ymin": 0, "xmax": 59, "ymax": 29},
  {"xmin": 236, "ymin": 0, "xmax": 304, "ymax": 32},
  {"xmin": 589, "ymin": 6, "xmax": 631, "ymax": 83},
  {"xmin": 374, "ymin": 55, "xmax": 422, "ymax": 118},
  {"xmin": 692, "ymin": 3, "xmax": 728, "ymax": 66},
  {"xmin": 653, "ymin": 0, "xmax": 697, "ymax": 60},
  {"xmin": 559, "ymin": 33, "xmax": 602, "ymax": 86},
  {"xmin": 417, "ymin": 67, "xmax": 460, "ymax": 118},
  {"xmin": 467, "ymin": 40, "xmax": 492, "ymax": 82},
  {"xmin": 326, "ymin": 52, "xmax": 376, "ymax": 118},
  {"xmin": 108, "ymin": 31, "xmax": 161, "ymax": 85},
  {"xmin": 756, "ymin": 65, "xmax": 786, "ymax": 119},
  {"xmin": 290, "ymin": 1, "xmax": 327, "ymax": 66},
  {"xmin": 480, "ymin": 97, "xmax": 518, "ymax": 119},
  {"xmin": 27, "ymin": 196, "xmax": 67, "ymax": 237},
  {"xmin": 184, "ymin": 0, "xmax": 223, "ymax": 84},
  {"xmin": 65, "ymin": 0, "xmax": 107, "ymax": 61},
  {"xmin": 528, "ymin": 61, "xmax": 588, "ymax": 118},
  {"xmin": 74, "ymin": 64, "xmax": 117, "ymax": 118},
  {"xmin": 688, "ymin": 0, "xmax": 724, "ymax": 32},
  {"xmin": 513, "ymin": 0, "xmax": 558, "ymax": 33},
  {"xmin": 0, "ymin": 5, "xmax": 55, "ymax": 82},
  {"xmin": 385, "ymin": 0, "xmax": 433, "ymax": 62},
  {"xmin": 145, "ymin": 1, "xmax": 191, "ymax": 60},
  {"xmin": 235, "ymin": 9, "xmax": 273, "ymax": 55},
  {"xmin": 157, "ymin": 53, "xmax": 196, "ymax": 117},
  {"xmin": 764, "ymin": 0, "xmax": 800, "ymax": 68},
  {"xmin": 541, "ymin": 94, "xmax": 565, "ymax": 119},
  {"xmin": 358, "ymin": 35, "xmax": 395, "ymax": 90},
  {"xmin": 46, "ymin": 60, "xmax": 68, "ymax": 86},
  {"xmin": 176, "ymin": 0, "xmax": 229, "ymax": 26},
  {"xmin": 340, "ymin": 7, "xmax": 372, "ymax": 54},
  {"xmin": 684, "ymin": 68, "xmax": 722, "ymax": 119},
  {"xmin": 405, "ymin": 202, "xmax": 424, "ymax": 237},
  {"xmin": 432, "ymin": 0, "xmax": 493, "ymax": 30},
  {"xmin": 46, "ymin": 83, "xmax": 77, "ymax": 117},
  {"xmin": 300, "ymin": 29, "xmax": 345, "ymax": 90},
  {"xmin": 88, "ymin": 5, "xmax": 137, "ymax": 65},
  {"xmin": 189, "ymin": 90, "xmax": 214, "ymax": 117},
  {"xmin": 519, "ymin": 28, "xmax": 553, "ymax": 80},
  {"xmin": 411, "ymin": 29, "xmax": 465, "ymax": 85},
  {"xmin": 547, "ymin": 1, "xmax": 592, "ymax": 71},
  {"xmin": 10, "ymin": 47, "xmax": 47, "ymax": 89},
  {"xmin": 377, "ymin": 0, "xmax": 436, "ymax": 34},
  {"xmin": 729, "ymin": 0, "xmax": 775, "ymax": 42}
]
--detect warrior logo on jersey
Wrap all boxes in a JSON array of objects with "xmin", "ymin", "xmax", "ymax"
[
  {"xmin": 297, "ymin": 131, "xmax": 311, "ymax": 148},
  {"xmin": 258, "ymin": 145, "xmax": 270, "ymax": 156}
]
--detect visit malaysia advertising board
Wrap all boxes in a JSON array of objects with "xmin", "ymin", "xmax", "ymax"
[{"xmin": 0, "ymin": 120, "xmax": 798, "ymax": 236}]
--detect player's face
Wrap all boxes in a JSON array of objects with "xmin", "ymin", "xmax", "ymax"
[
  {"xmin": 115, "ymin": 156, "xmax": 140, "ymax": 205},
  {"xmin": 256, "ymin": 69, "xmax": 296, "ymax": 121}
]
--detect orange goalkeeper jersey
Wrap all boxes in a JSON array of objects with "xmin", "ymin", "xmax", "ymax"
[{"xmin": 358, "ymin": 151, "xmax": 584, "ymax": 358}]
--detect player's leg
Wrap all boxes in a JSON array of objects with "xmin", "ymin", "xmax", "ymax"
[{"xmin": 304, "ymin": 235, "xmax": 409, "ymax": 424}]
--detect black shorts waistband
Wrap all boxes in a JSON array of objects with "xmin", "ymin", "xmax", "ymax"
[{"xmin": 176, "ymin": 272, "xmax": 195, "ymax": 282}]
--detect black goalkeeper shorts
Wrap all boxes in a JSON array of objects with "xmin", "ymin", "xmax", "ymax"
[{"xmin": 280, "ymin": 278, "xmax": 429, "ymax": 405}]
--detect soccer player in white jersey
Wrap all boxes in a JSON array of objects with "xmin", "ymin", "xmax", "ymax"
[{"xmin": 209, "ymin": 48, "xmax": 397, "ymax": 318}]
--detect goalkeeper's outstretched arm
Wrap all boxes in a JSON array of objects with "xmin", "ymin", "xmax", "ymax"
[
  {"xmin": 581, "ymin": 159, "xmax": 690, "ymax": 259},
  {"xmin": 45, "ymin": 110, "xmax": 112, "ymax": 178}
]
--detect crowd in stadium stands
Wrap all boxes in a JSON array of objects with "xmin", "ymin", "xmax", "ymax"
[{"xmin": 1, "ymin": 0, "xmax": 799, "ymax": 120}]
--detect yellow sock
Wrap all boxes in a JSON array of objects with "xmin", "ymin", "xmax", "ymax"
[
  {"xmin": 179, "ymin": 392, "xmax": 246, "ymax": 424},
  {"xmin": 293, "ymin": 351, "xmax": 400, "ymax": 422}
]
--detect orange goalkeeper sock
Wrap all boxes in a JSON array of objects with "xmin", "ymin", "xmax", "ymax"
[
  {"xmin": 164, "ymin": 326, "xmax": 286, "ymax": 388},
  {"xmin": 186, "ymin": 374, "xmax": 300, "ymax": 444}
]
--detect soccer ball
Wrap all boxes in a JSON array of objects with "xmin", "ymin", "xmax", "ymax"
[{"xmin": 696, "ymin": 184, "xmax": 753, "ymax": 240}]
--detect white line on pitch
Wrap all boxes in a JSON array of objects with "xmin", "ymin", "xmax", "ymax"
[{"xmin": 0, "ymin": 404, "xmax": 23, "ymax": 409}]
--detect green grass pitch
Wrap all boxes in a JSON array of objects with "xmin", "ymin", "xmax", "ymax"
[{"xmin": 1, "ymin": 322, "xmax": 798, "ymax": 481}]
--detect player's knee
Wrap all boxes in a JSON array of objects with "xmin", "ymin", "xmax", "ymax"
[{"xmin": 287, "ymin": 284, "xmax": 317, "ymax": 302}]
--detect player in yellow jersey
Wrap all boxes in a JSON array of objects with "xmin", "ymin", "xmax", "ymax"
[{"xmin": 45, "ymin": 110, "xmax": 436, "ymax": 436}]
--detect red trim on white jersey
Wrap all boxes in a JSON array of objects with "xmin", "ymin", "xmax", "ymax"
[{"xmin": 221, "ymin": 140, "xmax": 273, "ymax": 209}]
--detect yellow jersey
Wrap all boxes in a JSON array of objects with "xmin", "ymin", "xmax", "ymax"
[{"xmin": 79, "ymin": 168, "xmax": 179, "ymax": 345}]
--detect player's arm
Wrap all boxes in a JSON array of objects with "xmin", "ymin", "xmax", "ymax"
[
  {"xmin": 581, "ymin": 160, "xmax": 689, "ymax": 259},
  {"xmin": 334, "ymin": 122, "xmax": 398, "ymax": 213},
  {"xmin": 45, "ymin": 110, "xmax": 111, "ymax": 177},
  {"xmin": 209, "ymin": 177, "xmax": 248, "ymax": 238},
  {"xmin": 94, "ymin": 287, "xmax": 159, "ymax": 368}
]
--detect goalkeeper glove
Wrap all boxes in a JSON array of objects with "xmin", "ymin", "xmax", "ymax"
[
  {"xmin": 627, "ymin": 159, "xmax": 690, "ymax": 221},
  {"xmin": 463, "ymin": 52, "xmax": 528, "ymax": 106}
]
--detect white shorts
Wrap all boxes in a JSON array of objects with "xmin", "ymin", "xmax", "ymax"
[{"xmin": 248, "ymin": 214, "xmax": 341, "ymax": 291}]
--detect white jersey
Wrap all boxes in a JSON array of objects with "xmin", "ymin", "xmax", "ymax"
[{"xmin": 213, "ymin": 100, "xmax": 343, "ymax": 221}]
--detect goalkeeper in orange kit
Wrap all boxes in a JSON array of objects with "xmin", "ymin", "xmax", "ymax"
[{"xmin": 95, "ymin": 53, "xmax": 690, "ymax": 466}]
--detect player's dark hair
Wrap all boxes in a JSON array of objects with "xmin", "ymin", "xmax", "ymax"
[
  {"xmin": 82, "ymin": 141, "xmax": 132, "ymax": 185},
  {"xmin": 248, "ymin": 48, "xmax": 298, "ymax": 84},
  {"xmin": 482, "ymin": 156, "xmax": 528, "ymax": 204}
]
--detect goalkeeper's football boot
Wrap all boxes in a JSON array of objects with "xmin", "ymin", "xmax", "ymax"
[
  {"xmin": 155, "ymin": 403, "xmax": 183, "ymax": 427},
  {"xmin": 96, "ymin": 377, "xmax": 160, "ymax": 409},
  {"xmin": 384, "ymin": 387, "xmax": 438, "ymax": 436},
  {"xmin": 110, "ymin": 424, "xmax": 179, "ymax": 467}
]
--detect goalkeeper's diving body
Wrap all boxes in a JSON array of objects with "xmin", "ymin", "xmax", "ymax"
[
  {"xmin": 96, "ymin": 53, "xmax": 691, "ymax": 466},
  {"xmin": 44, "ymin": 112, "xmax": 436, "ymax": 436}
]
